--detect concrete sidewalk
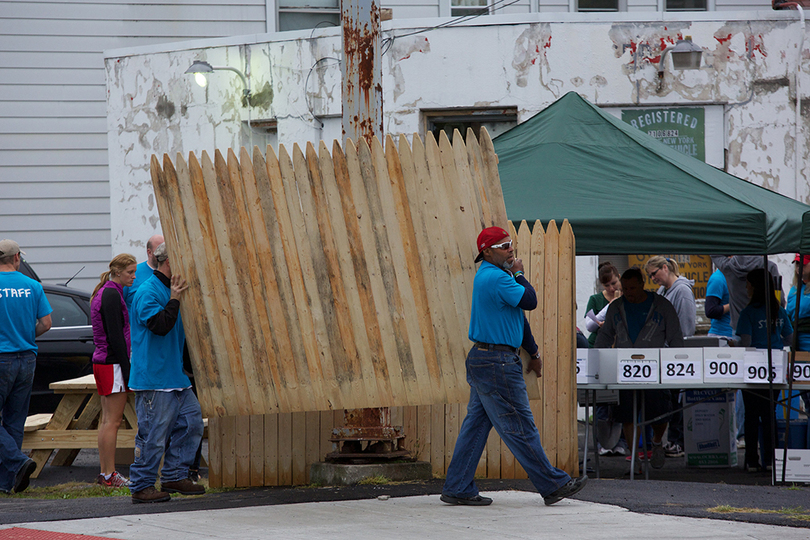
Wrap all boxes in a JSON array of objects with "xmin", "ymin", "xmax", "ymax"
[{"xmin": 2, "ymin": 491, "xmax": 809, "ymax": 540}]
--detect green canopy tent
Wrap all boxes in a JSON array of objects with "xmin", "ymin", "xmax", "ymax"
[
  {"xmin": 493, "ymin": 93, "xmax": 810, "ymax": 483},
  {"xmin": 493, "ymin": 92, "xmax": 810, "ymax": 255}
]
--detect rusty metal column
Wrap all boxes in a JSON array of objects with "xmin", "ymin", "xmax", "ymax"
[
  {"xmin": 341, "ymin": 0, "xmax": 383, "ymax": 144},
  {"xmin": 329, "ymin": 0, "xmax": 409, "ymax": 463}
]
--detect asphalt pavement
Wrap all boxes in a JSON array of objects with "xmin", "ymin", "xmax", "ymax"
[{"xmin": 1, "ymin": 429, "xmax": 808, "ymax": 534}]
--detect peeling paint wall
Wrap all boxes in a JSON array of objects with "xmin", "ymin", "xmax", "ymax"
[{"xmin": 106, "ymin": 12, "xmax": 810, "ymax": 326}]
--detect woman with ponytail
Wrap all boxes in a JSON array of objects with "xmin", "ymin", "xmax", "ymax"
[{"xmin": 91, "ymin": 253, "xmax": 137, "ymax": 487}]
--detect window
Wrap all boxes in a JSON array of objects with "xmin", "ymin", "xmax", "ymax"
[
  {"xmin": 666, "ymin": 0, "xmax": 707, "ymax": 10},
  {"xmin": 577, "ymin": 0, "xmax": 619, "ymax": 12},
  {"xmin": 248, "ymin": 119, "xmax": 279, "ymax": 153},
  {"xmin": 451, "ymin": 0, "xmax": 490, "ymax": 17},
  {"xmin": 423, "ymin": 107, "xmax": 518, "ymax": 145},
  {"xmin": 45, "ymin": 293, "xmax": 90, "ymax": 328},
  {"xmin": 278, "ymin": 0, "xmax": 340, "ymax": 32}
]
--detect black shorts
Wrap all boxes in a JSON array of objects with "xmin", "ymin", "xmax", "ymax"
[{"xmin": 615, "ymin": 389, "xmax": 673, "ymax": 425}]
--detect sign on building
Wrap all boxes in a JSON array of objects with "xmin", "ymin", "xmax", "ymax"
[{"xmin": 621, "ymin": 107, "xmax": 705, "ymax": 162}]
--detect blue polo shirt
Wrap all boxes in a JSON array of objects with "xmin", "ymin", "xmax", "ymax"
[
  {"xmin": 0, "ymin": 271, "xmax": 52, "ymax": 354},
  {"xmin": 468, "ymin": 261, "xmax": 526, "ymax": 348},
  {"xmin": 122, "ymin": 260, "xmax": 155, "ymax": 310},
  {"xmin": 129, "ymin": 273, "xmax": 189, "ymax": 390}
]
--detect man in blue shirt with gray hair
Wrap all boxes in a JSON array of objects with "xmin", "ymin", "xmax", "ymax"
[
  {"xmin": 0, "ymin": 239, "xmax": 52, "ymax": 494},
  {"xmin": 441, "ymin": 227, "xmax": 587, "ymax": 507},
  {"xmin": 128, "ymin": 242, "xmax": 205, "ymax": 503}
]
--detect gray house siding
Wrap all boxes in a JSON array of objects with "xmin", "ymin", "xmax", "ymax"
[{"xmin": 0, "ymin": 0, "xmax": 266, "ymax": 291}]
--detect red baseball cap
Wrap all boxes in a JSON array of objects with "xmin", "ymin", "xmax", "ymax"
[
  {"xmin": 474, "ymin": 226, "xmax": 510, "ymax": 263},
  {"xmin": 795, "ymin": 253, "xmax": 810, "ymax": 265}
]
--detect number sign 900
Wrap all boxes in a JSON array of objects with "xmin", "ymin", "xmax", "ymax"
[{"xmin": 708, "ymin": 361, "xmax": 738, "ymax": 376}]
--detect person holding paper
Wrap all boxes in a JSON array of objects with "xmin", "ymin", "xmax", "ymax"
[{"xmin": 585, "ymin": 262, "xmax": 622, "ymax": 347}]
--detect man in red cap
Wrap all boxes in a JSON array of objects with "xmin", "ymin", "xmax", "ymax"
[
  {"xmin": 787, "ymin": 253, "xmax": 810, "ymax": 415},
  {"xmin": 441, "ymin": 227, "xmax": 587, "ymax": 507}
]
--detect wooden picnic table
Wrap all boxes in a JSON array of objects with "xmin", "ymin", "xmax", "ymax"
[{"xmin": 22, "ymin": 374, "xmax": 137, "ymax": 478}]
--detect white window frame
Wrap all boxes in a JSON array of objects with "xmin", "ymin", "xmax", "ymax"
[
  {"xmin": 268, "ymin": 0, "xmax": 341, "ymax": 32},
  {"xmin": 421, "ymin": 106, "xmax": 519, "ymax": 143}
]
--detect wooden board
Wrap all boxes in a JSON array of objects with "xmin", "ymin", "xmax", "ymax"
[{"xmin": 151, "ymin": 132, "xmax": 577, "ymax": 488}]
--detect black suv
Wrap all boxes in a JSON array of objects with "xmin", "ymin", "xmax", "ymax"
[{"xmin": 19, "ymin": 260, "xmax": 95, "ymax": 413}]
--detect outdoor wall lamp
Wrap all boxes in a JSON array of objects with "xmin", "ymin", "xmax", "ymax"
[
  {"xmin": 657, "ymin": 36, "xmax": 703, "ymax": 91},
  {"xmin": 185, "ymin": 60, "xmax": 251, "ymax": 101}
]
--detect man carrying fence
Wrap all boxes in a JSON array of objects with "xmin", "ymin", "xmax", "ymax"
[
  {"xmin": 128, "ymin": 242, "xmax": 205, "ymax": 503},
  {"xmin": 441, "ymin": 226, "xmax": 587, "ymax": 506}
]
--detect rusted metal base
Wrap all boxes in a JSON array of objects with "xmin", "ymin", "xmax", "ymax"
[{"xmin": 326, "ymin": 414, "xmax": 411, "ymax": 463}]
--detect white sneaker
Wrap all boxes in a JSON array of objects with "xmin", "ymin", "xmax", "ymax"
[{"xmin": 664, "ymin": 442, "xmax": 684, "ymax": 458}]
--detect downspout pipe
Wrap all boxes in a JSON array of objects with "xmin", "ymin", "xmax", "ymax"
[
  {"xmin": 779, "ymin": 3, "xmax": 805, "ymax": 200},
  {"xmin": 796, "ymin": 6, "xmax": 804, "ymax": 202}
]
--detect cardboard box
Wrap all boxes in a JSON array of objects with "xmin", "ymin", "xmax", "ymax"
[
  {"xmin": 576, "ymin": 348, "xmax": 599, "ymax": 384},
  {"xmin": 660, "ymin": 348, "xmax": 703, "ymax": 384},
  {"xmin": 598, "ymin": 349, "xmax": 659, "ymax": 384},
  {"xmin": 703, "ymin": 347, "xmax": 745, "ymax": 384},
  {"xmin": 684, "ymin": 389, "xmax": 738, "ymax": 467},
  {"xmin": 788, "ymin": 351, "xmax": 810, "ymax": 388},
  {"xmin": 774, "ymin": 449, "xmax": 810, "ymax": 483},
  {"xmin": 743, "ymin": 349, "xmax": 786, "ymax": 384}
]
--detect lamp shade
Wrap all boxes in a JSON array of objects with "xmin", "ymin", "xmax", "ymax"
[
  {"xmin": 185, "ymin": 60, "xmax": 214, "ymax": 74},
  {"xmin": 670, "ymin": 37, "xmax": 702, "ymax": 70}
]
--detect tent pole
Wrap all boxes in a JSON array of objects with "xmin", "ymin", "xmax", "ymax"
[
  {"xmin": 783, "ymin": 255, "xmax": 804, "ymax": 484},
  {"xmin": 763, "ymin": 255, "xmax": 777, "ymax": 486}
]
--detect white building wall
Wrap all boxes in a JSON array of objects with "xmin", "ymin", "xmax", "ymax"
[{"xmin": 105, "ymin": 11, "xmax": 809, "ymax": 325}]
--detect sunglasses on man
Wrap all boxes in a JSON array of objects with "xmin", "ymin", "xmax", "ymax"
[{"xmin": 489, "ymin": 240, "xmax": 512, "ymax": 250}]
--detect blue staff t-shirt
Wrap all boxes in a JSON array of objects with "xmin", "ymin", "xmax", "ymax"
[
  {"xmin": 0, "ymin": 271, "xmax": 53, "ymax": 354},
  {"xmin": 623, "ymin": 294, "xmax": 654, "ymax": 345},
  {"xmin": 706, "ymin": 270, "xmax": 733, "ymax": 337},
  {"xmin": 736, "ymin": 303, "xmax": 793, "ymax": 349},
  {"xmin": 468, "ymin": 261, "xmax": 526, "ymax": 349}
]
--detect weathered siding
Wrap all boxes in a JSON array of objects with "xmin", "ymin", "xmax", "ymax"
[{"xmin": 0, "ymin": 0, "xmax": 266, "ymax": 291}]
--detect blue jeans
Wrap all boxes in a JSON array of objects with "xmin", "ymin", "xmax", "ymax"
[
  {"xmin": 129, "ymin": 388, "xmax": 203, "ymax": 493},
  {"xmin": 443, "ymin": 347, "xmax": 571, "ymax": 498},
  {"xmin": 0, "ymin": 351, "xmax": 36, "ymax": 492}
]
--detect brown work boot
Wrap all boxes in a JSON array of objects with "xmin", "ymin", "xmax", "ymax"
[
  {"xmin": 131, "ymin": 486, "xmax": 171, "ymax": 504},
  {"xmin": 161, "ymin": 477, "xmax": 205, "ymax": 495}
]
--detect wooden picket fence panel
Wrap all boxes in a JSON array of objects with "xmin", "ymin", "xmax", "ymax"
[{"xmin": 149, "ymin": 130, "xmax": 576, "ymax": 487}]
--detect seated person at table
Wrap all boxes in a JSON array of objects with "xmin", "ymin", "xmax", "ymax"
[
  {"xmin": 595, "ymin": 268, "xmax": 683, "ymax": 470},
  {"xmin": 736, "ymin": 268, "xmax": 793, "ymax": 473}
]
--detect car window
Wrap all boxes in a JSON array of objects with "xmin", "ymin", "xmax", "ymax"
[{"xmin": 45, "ymin": 293, "xmax": 90, "ymax": 327}]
